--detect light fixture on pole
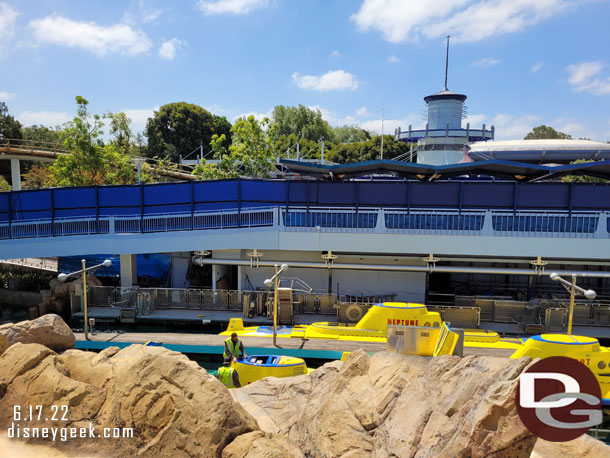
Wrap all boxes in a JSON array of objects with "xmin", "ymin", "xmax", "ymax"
[
  {"xmin": 58, "ymin": 259, "xmax": 112, "ymax": 340},
  {"xmin": 132, "ymin": 157, "xmax": 147, "ymax": 184},
  {"xmin": 264, "ymin": 263, "xmax": 289, "ymax": 346},
  {"xmin": 549, "ymin": 272, "xmax": 596, "ymax": 335}
]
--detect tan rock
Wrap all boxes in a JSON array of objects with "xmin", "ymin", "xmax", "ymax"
[
  {"xmin": 222, "ymin": 431, "xmax": 305, "ymax": 458},
  {"xmin": 0, "ymin": 314, "xmax": 75, "ymax": 353},
  {"xmin": 235, "ymin": 350, "xmax": 537, "ymax": 458},
  {"xmin": 531, "ymin": 433, "xmax": 610, "ymax": 458},
  {"xmin": 0, "ymin": 343, "xmax": 259, "ymax": 457}
]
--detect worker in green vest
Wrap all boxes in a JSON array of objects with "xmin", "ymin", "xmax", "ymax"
[
  {"xmin": 217, "ymin": 365, "xmax": 241, "ymax": 388},
  {"xmin": 223, "ymin": 332, "xmax": 246, "ymax": 366}
]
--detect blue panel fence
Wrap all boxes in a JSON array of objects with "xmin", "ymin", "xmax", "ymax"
[{"xmin": 2, "ymin": 179, "xmax": 610, "ymax": 226}]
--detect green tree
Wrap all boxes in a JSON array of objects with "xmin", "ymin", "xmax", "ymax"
[
  {"xmin": 213, "ymin": 114, "xmax": 232, "ymax": 148},
  {"xmin": 193, "ymin": 116, "xmax": 275, "ymax": 180},
  {"xmin": 145, "ymin": 102, "xmax": 227, "ymax": 162},
  {"xmin": 326, "ymin": 135, "xmax": 412, "ymax": 163},
  {"xmin": 333, "ymin": 125, "xmax": 370, "ymax": 143},
  {"xmin": 0, "ymin": 102, "xmax": 22, "ymax": 140},
  {"xmin": 524, "ymin": 125, "xmax": 571, "ymax": 140},
  {"xmin": 105, "ymin": 111, "xmax": 133, "ymax": 155},
  {"xmin": 22, "ymin": 164, "xmax": 54, "ymax": 189},
  {"xmin": 272, "ymin": 133, "xmax": 323, "ymax": 160},
  {"xmin": 0, "ymin": 176, "xmax": 11, "ymax": 192},
  {"xmin": 270, "ymin": 105, "xmax": 334, "ymax": 143},
  {"xmin": 48, "ymin": 96, "xmax": 136, "ymax": 186},
  {"xmin": 21, "ymin": 125, "xmax": 65, "ymax": 147},
  {"xmin": 561, "ymin": 159, "xmax": 608, "ymax": 183}
]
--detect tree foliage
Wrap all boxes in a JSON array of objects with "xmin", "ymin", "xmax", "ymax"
[
  {"xmin": 48, "ymin": 96, "xmax": 136, "ymax": 186},
  {"xmin": 105, "ymin": 111, "xmax": 133, "ymax": 155},
  {"xmin": 333, "ymin": 125, "xmax": 370, "ymax": 144},
  {"xmin": 193, "ymin": 116, "xmax": 275, "ymax": 180},
  {"xmin": 0, "ymin": 175, "xmax": 11, "ymax": 192},
  {"xmin": 22, "ymin": 164, "xmax": 54, "ymax": 189},
  {"xmin": 21, "ymin": 125, "xmax": 65, "ymax": 147},
  {"xmin": 270, "ymin": 105, "xmax": 334, "ymax": 143},
  {"xmin": 0, "ymin": 102, "xmax": 22, "ymax": 140},
  {"xmin": 145, "ymin": 102, "xmax": 231, "ymax": 162},
  {"xmin": 561, "ymin": 159, "xmax": 608, "ymax": 183},
  {"xmin": 524, "ymin": 125, "xmax": 572, "ymax": 140},
  {"xmin": 326, "ymin": 135, "xmax": 412, "ymax": 163}
]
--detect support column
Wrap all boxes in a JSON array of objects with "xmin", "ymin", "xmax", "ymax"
[
  {"xmin": 237, "ymin": 265, "xmax": 243, "ymax": 293},
  {"xmin": 120, "ymin": 254, "xmax": 137, "ymax": 287},
  {"xmin": 10, "ymin": 159, "xmax": 21, "ymax": 191},
  {"xmin": 170, "ymin": 252, "xmax": 190, "ymax": 288},
  {"xmin": 212, "ymin": 264, "xmax": 228, "ymax": 291}
]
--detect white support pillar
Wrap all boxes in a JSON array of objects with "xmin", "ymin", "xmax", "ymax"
[
  {"xmin": 237, "ymin": 265, "xmax": 243, "ymax": 293},
  {"xmin": 120, "ymin": 254, "xmax": 137, "ymax": 287},
  {"xmin": 212, "ymin": 264, "xmax": 229, "ymax": 291},
  {"xmin": 10, "ymin": 159, "xmax": 21, "ymax": 191}
]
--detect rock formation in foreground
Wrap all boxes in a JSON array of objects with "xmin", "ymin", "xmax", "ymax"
[
  {"xmin": 0, "ymin": 313, "xmax": 75, "ymax": 355},
  {"xmin": 1, "ymin": 314, "xmax": 608, "ymax": 457},
  {"xmin": 0, "ymin": 342, "xmax": 259, "ymax": 457},
  {"xmin": 232, "ymin": 350, "xmax": 538, "ymax": 457}
]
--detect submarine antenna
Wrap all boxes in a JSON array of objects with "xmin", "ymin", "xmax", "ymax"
[{"xmin": 444, "ymin": 35, "xmax": 450, "ymax": 90}]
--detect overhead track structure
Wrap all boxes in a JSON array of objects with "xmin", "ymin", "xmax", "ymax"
[{"xmin": 279, "ymin": 158, "xmax": 610, "ymax": 182}]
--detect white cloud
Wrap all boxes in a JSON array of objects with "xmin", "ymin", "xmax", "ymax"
[
  {"xmin": 329, "ymin": 50, "xmax": 342, "ymax": 58},
  {"xmin": 0, "ymin": 3, "xmax": 18, "ymax": 57},
  {"xmin": 551, "ymin": 117, "xmax": 595, "ymax": 139},
  {"xmin": 531, "ymin": 61, "xmax": 543, "ymax": 73},
  {"xmin": 0, "ymin": 91, "xmax": 16, "ymax": 101},
  {"xmin": 465, "ymin": 113, "xmax": 540, "ymax": 140},
  {"xmin": 159, "ymin": 38, "xmax": 185, "ymax": 60},
  {"xmin": 198, "ymin": 0, "xmax": 269, "ymax": 15},
  {"xmin": 18, "ymin": 111, "xmax": 72, "ymax": 127},
  {"xmin": 566, "ymin": 61, "xmax": 610, "ymax": 95},
  {"xmin": 121, "ymin": 0, "xmax": 163, "ymax": 25},
  {"xmin": 386, "ymin": 55, "xmax": 400, "ymax": 63},
  {"xmin": 122, "ymin": 107, "xmax": 158, "ymax": 133},
  {"xmin": 233, "ymin": 110, "xmax": 271, "ymax": 122},
  {"xmin": 292, "ymin": 70, "xmax": 360, "ymax": 91},
  {"xmin": 360, "ymin": 114, "xmax": 422, "ymax": 135},
  {"xmin": 27, "ymin": 15, "xmax": 153, "ymax": 56},
  {"xmin": 471, "ymin": 57, "xmax": 499, "ymax": 68},
  {"xmin": 356, "ymin": 107, "xmax": 370, "ymax": 117},
  {"xmin": 351, "ymin": 0, "xmax": 571, "ymax": 43}
]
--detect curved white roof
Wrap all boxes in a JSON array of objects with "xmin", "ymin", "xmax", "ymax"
[{"xmin": 468, "ymin": 139, "xmax": 610, "ymax": 152}]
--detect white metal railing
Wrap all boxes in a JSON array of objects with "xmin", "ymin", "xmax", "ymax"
[
  {"xmin": 282, "ymin": 206, "xmax": 378, "ymax": 232},
  {"xmin": 491, "ymin": 210, "xmax": 600, "ymax": 238},
  {"xmin": 384, "ymin": 208, "xmax": 486, "ymax": 235},
  {"xmin": 3, "ymin": 216, "xmax": 110, "ymax": 239},
  {"xmin": 1, "ymin": 207, "xmax": 607, "ymax": 240}
]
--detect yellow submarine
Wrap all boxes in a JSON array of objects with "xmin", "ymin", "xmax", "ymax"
[
  {"xmin": 218, "ymin": 354, "xmax": 312, "ymax": 388},
  {"xmin": 221, "ymin": 302, "xmax": 610, "ymax": 404},
  {"xmin": 221, "ymin": 302, "xmax": 524, "ymax": 351},
  {"xmin": 511, "ymin": 333, "xmax": 610, "ymax": 406}
]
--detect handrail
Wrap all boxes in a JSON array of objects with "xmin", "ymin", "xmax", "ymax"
[{"xmin": 0, "ymin": 138, "xmax": 68, "ymax": 153}]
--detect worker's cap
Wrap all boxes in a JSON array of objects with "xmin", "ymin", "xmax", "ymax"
[{"xmin": 231, "ymin": 332, "xmax": 238, "ymax": 337}]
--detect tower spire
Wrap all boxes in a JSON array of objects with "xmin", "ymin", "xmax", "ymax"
[{"xmin": 444, "ymin": 35, "xmax": 450, "ymax": 90}]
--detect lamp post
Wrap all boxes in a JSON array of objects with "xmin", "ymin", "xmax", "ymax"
[
  {"xmin": 58, "ymin": 259, "xmax": 112, "ymax": 340},
  {"xmin": 264, "ymin": 263, "xmax": 289, "ymax": 346},
  {"xmin": 132, "ymin": 157, "xmax": 147, "ymax": 184},
  {"xmin": 549, "ymin": 272, "xmax": 596, "ymax": 335}
]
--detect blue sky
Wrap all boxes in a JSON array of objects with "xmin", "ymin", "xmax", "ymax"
[{"xmin": 1, "ymin": 0, "xmax": 609, "ymax": 141}]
